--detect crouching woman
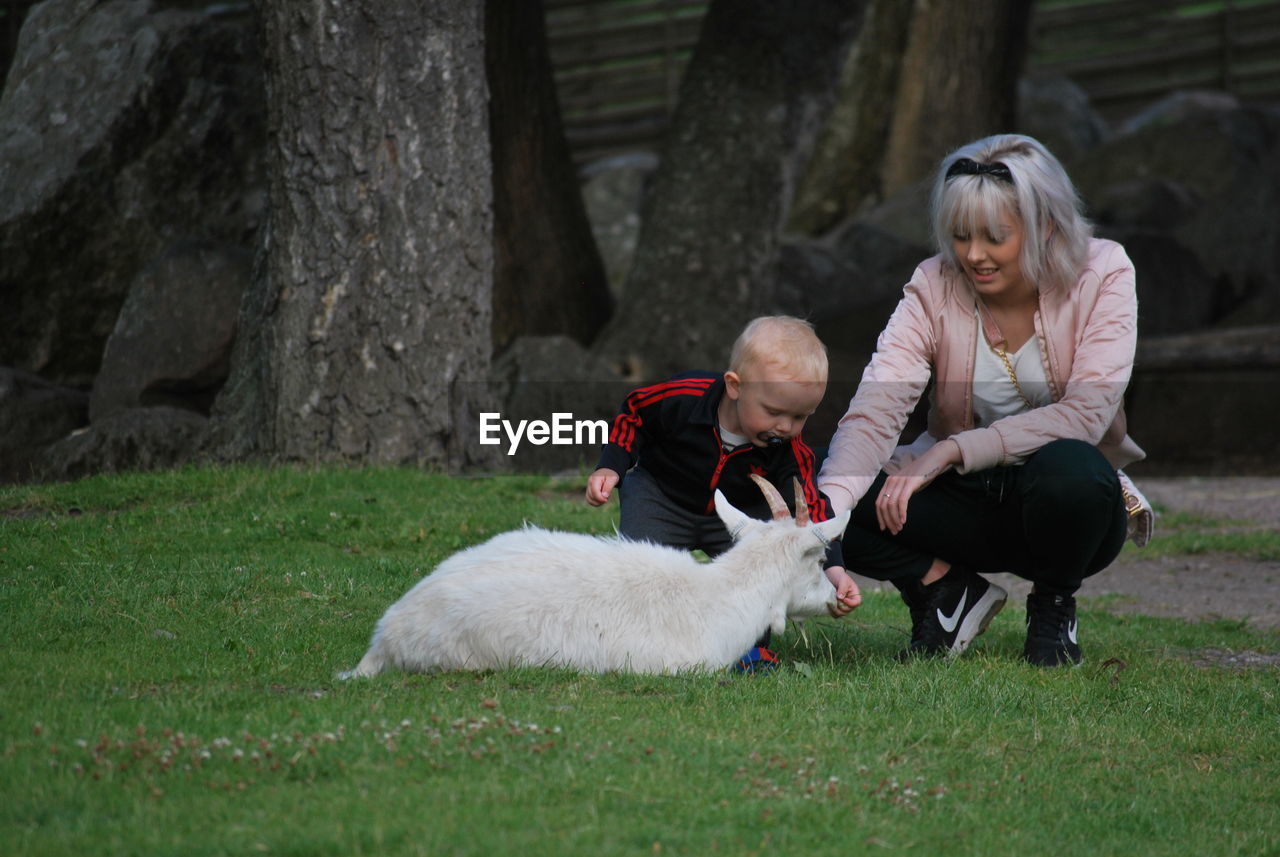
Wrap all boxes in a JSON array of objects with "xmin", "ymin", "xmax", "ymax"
[{"xmin": 819, "ymin": 133, "xmax": 1151, "ymax": 667}]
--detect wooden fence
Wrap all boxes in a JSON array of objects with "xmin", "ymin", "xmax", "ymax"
[
  {"xmin": 545, "ymin": 0, "xmax": 707, "ymax": 163},
  {"xmin": 546, "ymin": 0, "xmax": 1280, "ymax": 166},
  {"xmin": 1031, "ymin": 0, "xmax": 1280, "ymax": 121}
]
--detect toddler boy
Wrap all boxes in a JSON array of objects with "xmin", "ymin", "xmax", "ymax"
[{"xmin": 586, "ymin": 316, "xmax": 860, "ymax": 669}]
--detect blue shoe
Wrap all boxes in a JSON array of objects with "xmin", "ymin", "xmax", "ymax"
[{"xmin": 732, "ymin": 646, "xmax": 780, "ymax": 674}]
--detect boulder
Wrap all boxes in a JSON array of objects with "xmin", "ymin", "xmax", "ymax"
[
  {"xmin": 90, "ymin": 240, "xmax": 250, "ymax": 422},
  {"xmin": 37, "ymin": 405, "xmax": 208, "ymax": 482},
  {"xmin": 773, "ymin": 223, "xmax": 929, "ymax": 442},
  {"xmin": 857, "ymin": 179, "xmax": 933, "ymax": 250},
  {"xmin": 579, "ymin": 152, "xmax": 658, "ymax": 298},
  {"xmin": 0, "ymin": 366, "xmax": 88, "ymax": 483},
  {"xmin": 1070, "ymin": 100, "xmax": 1280, "ymax": 326},
  {"xmin": 1016, "ymin": 73, "xmax": 1111, "ymax": 164},
  {"xmin": 1114, "ymin": 89, "xmax": 1241, "ymax": 137},
  {"xmin": 0, "ymin": 0, "xmax": 265, "ymax": 386},
  {"xmin": 1095, "ymin": 229, "xmax": 1220, "ymax": 337},
  {"xmin": 1088, "ymin": 177, "xmax": 1199, "ymax": 232},
  {"xmin": 776, "ymin": 222, "xmax": 926, "ymax": 344}
]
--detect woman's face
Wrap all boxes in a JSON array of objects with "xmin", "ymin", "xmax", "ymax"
[{"xmin": 951, "ymin": 209, "xmax": 1028, "ymax": 301}]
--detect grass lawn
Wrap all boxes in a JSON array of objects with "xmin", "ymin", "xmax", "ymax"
[{"xmin": 2, "ymin": 466, "xmax": 1277, "ymax": 856}]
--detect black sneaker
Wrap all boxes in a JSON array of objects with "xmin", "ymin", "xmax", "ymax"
[
  {"xmin": 895, "ymin": 579, "xmax": 933, "ymax": 659},
  {"xmin": 898, "ymin": 567, "xmax": 1007, "ymax": 659},
  {"xmin": 1023, "ymin": 592, "xmax": 1083, "ymax": 667}
]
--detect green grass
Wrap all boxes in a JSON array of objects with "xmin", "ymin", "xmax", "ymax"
[
  {"xmin": 2, "ymin": 466, "xmax": 1278, "ymax": 856},
  {"xmin": 1122, "ymin": 507, "xmax": 1280, "ymax": 562}
]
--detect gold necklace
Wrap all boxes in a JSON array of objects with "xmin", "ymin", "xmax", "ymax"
[{"xmin": 991, "ymin": 342, "xmax": 1034, "ymax": 410}]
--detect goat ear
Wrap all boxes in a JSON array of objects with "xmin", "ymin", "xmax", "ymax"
[
  {"xmin": 714, "ymin": 489, "xmax": 753, "ymax": 540},
  {"xmin": 810, "ymin": 509, "xmax": 850, "ymax": 546}
]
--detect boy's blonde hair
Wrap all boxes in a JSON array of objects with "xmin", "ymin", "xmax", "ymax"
[{"xmin": 728, "ymin": 316, "xmax": 828, "ymax": 382}]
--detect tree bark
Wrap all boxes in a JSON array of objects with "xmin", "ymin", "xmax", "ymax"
[
  {"xmin": 785, "ymin": 0, "xmax": 915, "ymax": 235},
  {"xmin": 486, "ymin": 0, "xmax": 612, "ymax": 355},
  {"xmin": 881, "ymin": 0, "xmax": 1033, "ymax": 195},
  {"xmin": 593, "ymin": 0, "xmax": 861, "ymax": 381},
  {"xmin": 210, "ymin": 0, "xmax": 493, "ymax": 469}
]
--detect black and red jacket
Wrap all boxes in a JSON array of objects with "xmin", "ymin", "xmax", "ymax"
[{"xmin": 595, "ymin": 372, "xmax": 835, "ymax": 524}]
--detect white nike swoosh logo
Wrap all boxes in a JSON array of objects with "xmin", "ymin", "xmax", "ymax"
[
  {"xmin": 938, "ymin": 590, "xmax": 968, "ymax": 633},
  {"xmin": 1068, "ymin": 620, "xmax": 1078, "ymax": 644}
]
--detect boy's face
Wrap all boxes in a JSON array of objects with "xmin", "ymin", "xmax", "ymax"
[{"xmin": 722, "ymin": 363, "xmax": 825, "ymax": 447}]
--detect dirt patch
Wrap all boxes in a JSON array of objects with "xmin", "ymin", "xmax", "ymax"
[
  {"xmin": 852, "ymin": 477, "xmax": 1280, "ymax": 635},
  {"xmin": 1140, "ymin": 476, "xmax": 1280, "ymax": 526},
  {"xmin": 1181, "ymin": 648, "xmax": 1280, "ymax": 671}
]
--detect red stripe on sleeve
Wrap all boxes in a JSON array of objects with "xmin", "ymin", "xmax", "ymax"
[{"xmin": 609, "ymin": 377, "xmax": 716, "ymax": 452}]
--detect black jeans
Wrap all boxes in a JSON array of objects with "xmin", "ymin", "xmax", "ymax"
[{"xmin": 840, "ymin": 439, "xmax": 1128, "ymax": 597}]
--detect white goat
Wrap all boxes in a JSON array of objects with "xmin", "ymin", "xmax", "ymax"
[{"xmin": 339, "ymin": 475, "xmax": 849, "ymax": 676}]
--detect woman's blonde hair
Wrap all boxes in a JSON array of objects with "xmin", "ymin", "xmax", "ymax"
[
  {"xmin": 931, "ymin": 134, "xmax": 1092, "ymax": 294},
  {"xmin": 729, "ymin": 316, "xmax": 828, "ymax": 382}
]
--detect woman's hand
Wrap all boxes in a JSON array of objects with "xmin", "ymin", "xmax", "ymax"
[{"xmin": 875, "ymin": 439, "xmax": 962, "ymax": 534}]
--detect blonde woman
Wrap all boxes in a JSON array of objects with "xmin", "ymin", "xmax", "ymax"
[{"xmin": 819, "ymin": 134, "xmax": 1149, "ymax": 667}]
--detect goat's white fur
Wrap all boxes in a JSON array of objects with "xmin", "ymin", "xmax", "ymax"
[{"xmin": 339, "ymin": 483, "xmax": 849, "ymax": 676}]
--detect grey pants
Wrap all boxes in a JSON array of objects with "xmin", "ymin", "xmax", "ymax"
[{"xmin": 619, "ymin": 466, "xmax": 734, "ymax": 557}]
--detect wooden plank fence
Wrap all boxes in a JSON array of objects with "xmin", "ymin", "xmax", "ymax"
[
  {"xmin": 546, "ymin": 0, "xmax": 1280, "ymax": 166},
  {"xmin": 1031, "ymin": 0, "xmax": 1280, "ymax": 121},
  {"xmin": 545, "ymin": 0, "xmax": 707, "ymax": 163}
]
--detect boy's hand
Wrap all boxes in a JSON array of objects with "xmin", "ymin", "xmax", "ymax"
[
  {"xmin": 824, "ymin": 566, "xmax": 861, "ymax": 617},
  {"xmin": 585, "ymin": 468, "xmax": 620, "ymax": 506}
]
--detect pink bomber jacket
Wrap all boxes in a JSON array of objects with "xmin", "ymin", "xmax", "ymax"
[{"xmin": 817, "ymin": 237, "xmax": 1146, "ymax": 515}]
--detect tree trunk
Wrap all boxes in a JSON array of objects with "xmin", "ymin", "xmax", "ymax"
[
  {"xmin": 593, "ymin": 0, "xmax": 861, "ymax": 381},
  {"xmin": 486, "ymin": 0, "xmax": 612, "ymax": 355},
  {"xmin": 881, "ymin": 0, "xmax": 1033, "ymax": 195},
  {"xmin": 785, "ymin": 0, "xmax": 915, "ymax": 235},
  {"xmin": 209, "ymin": 0, "xmax": 493, "ymax": 469}
]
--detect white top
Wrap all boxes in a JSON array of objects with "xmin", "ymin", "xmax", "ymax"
[
  {"xmin": 971, "ymin": 310, "xmax": 1052, "ymax": 429},
  {"xmin": 719, "ymin": 425, "xmax": 749, "ymax": 451}
]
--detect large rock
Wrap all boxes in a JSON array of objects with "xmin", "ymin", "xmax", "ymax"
[
  {"xmin": 773, "ymin": 223, "xmax": 929, "ymax": 442},
  {"xmin": 0, "ymin": 366, "xmax": 88, "ymax": 483},
  {"xmin": 1070, "ymin": 98, "xmax": 1280, "ymax": 327},
  {"xmin": 1015, "ymin": 73, "xmax": 1110, "ymax": 164},
  {"xmin": 1096, "ymin": 229, "xmax": 1219, "ymax": 337},
  {"xmin": 1114, "ymin": 89, "xmax": 1241, "ymax": 137},
  {"xmin": 579, "ymin": 152, "xmax": 658, "ymax": 298},
  {"xmin": 37, "ymin": 405, "xmax": 208, "ymax": 482},
  {"xmin": 0, "ymin": 0, "xmax": 265, "ymax": 386},
  {"xmin": 857, "ymin": 179, "xmax": 933, "ymax": 250},
  {"xmin": 90, "ymin": 240, "xmax": 250, "ymax": 422},
  {"xmin": 776, "ymin": 222, "xmax": 927, "ymax": 365}
]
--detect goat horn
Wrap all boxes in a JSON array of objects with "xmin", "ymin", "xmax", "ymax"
[
  {"xmin": 792, "ymin": 478, "xmax": 810, "ymax": 527},
  {"xmin": 749, "ymin": 473, "xmax": 790, "ymax": 521}
]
